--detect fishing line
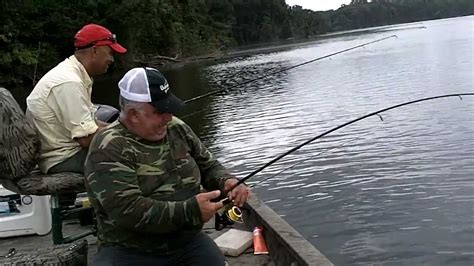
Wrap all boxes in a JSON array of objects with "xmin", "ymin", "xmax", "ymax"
[
  {"xmin": 180, "ymin": 35, "xmax": 398, "ymax": 119},
  {"xmin": 181, "ymin": 35, "xmax": 398, "ymax": 120}
]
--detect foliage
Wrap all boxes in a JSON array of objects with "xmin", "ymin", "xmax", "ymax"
[{"xmin": 1, "ymin": 0, "xmax": 473, "ymax": 90}]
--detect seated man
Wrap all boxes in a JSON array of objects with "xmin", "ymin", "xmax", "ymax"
[
  {"xmin": 27, "ymin": 23, "xmax": 127, "ymax": 174},
  {"xmin": 84, "ymin": 67, "xmax": 251, "ymax": 265}
]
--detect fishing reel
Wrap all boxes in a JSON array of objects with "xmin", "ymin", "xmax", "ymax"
[{"xmin": 215, "ymin": 204, "xmax": 244, "ymax": 231}]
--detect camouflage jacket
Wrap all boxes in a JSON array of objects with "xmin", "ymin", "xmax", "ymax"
[{"xmin": 84, "ymin": 117, "xmax": 234, "ymax": 254}]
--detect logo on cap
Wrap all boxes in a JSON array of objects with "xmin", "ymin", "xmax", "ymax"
[{"xmin": 160, "ymin": 83, "xmax": 170, "ymax": 93}]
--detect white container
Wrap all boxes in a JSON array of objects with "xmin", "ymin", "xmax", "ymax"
[{"xmin": 0, "ymin": 185, "xmax": 52, "ymax": 237}]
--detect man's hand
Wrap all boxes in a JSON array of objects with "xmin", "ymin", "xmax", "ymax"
[
  {"xmin": 195, "ymin": 190, "xmax": 224, "ymax": 222},
  {"xmin": 224, "ymin": 178, "xmax": 251, "ymax": 207},
  {"xmin": 75, "ymin": 123, "xmax": 108, "ymax": 148}
]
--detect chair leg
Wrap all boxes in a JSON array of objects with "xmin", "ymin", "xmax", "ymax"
[
  {"xmin": 51, "ymin": 194, "xmax": 97, "ymax": 244},
  {"xmin": 51, "ymin": 195, "xmax": 64, "ymax": 244}
]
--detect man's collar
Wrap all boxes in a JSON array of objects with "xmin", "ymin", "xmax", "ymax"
[{"xmin": 69, "ymin": 55, "xmax": 93, "ymax": 88}]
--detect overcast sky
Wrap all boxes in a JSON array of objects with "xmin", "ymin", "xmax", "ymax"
[{"xmin": 286, "ymin": 0, "xmax": 351, "ymax": 11}]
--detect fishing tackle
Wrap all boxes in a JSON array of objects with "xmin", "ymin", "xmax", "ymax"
[
  {"xmin": 214, "ymin": 205, "xmax": 244, "ymax": 231},
  {"xmin": 184, "ymin": 35, "xmax": 397, "ymax": 105},
  {"xmin": 214, "ymin": 93, "xmax": 474, "ymax": 228}
]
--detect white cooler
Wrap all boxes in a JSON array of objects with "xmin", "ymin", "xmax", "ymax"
[{"xmin": 0, "ymin": 185, "xmax": 52, "ymax": 237}]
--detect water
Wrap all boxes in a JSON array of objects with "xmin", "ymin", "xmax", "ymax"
[{"xmin": 95, "ymin": 16, "xmax": 474, "ymax": 265}]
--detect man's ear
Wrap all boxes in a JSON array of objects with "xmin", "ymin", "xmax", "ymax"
[
  {"xmin": 128, "ymin": 108, "xmax": 140, "ymax": 123},
  {"xmin": 93, "ymin": 46, "xmax": 99, "ymax": 55}
]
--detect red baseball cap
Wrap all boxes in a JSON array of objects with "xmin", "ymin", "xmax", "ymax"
[{"xmin": 74, "ymin": 23, "xmax": 127, "ymax": 54}]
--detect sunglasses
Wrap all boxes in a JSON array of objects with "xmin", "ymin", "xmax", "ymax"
[{"xmin": 75, "ymin": 34, "xmax": 117, "ymax": 50}]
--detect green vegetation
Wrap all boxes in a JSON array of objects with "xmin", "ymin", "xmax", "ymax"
[{"xmin": 1, "ymin": 0, "xmax": 473, "ymax": 91}]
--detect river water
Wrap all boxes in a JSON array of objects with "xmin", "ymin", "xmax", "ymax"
[{"xmin": 95, "ymin": 16, "xmax": 474, "ymax": 265}]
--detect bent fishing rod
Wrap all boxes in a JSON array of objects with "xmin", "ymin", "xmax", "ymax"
[
  {"xmin": 184, "ymin": 35, "xmax": 397, "ymax": 105},
  {"xmin": 219, "ymin": 93, "xmax": 474, "ymax": 203}
]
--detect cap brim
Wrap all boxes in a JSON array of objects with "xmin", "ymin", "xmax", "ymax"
[
  {"xmin": 109, "ymin": 43, "xmax": 127, "ymax": 54},
  {"xmin": 150, "ymin": 92, "xmax": 185, "ymax": 114}
]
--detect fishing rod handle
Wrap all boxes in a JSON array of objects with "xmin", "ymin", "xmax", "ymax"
[
  {"xmin": 210, "ymin": 191, "xmax": 231, "ymax": 204},
  {"xmin": 210, "ymin": 177, "xmax": 248, "ymax": 203}
]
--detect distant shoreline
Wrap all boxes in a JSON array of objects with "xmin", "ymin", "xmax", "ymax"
[{"xmin": 156, "ymin": 15, "xmax": 472, "ymax": 71}]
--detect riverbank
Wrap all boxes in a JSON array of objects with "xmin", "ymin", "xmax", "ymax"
[
  {"xmin": 142, "ymin": 15, "xmax": 474, "ymax": 72},
  {"xmin": 138, "ymin": 21, "xmax": 420, "ymax": 72}
]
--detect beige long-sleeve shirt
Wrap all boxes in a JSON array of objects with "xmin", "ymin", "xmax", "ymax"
[{"xmin": 27, "ymin": 55, "xmax": 98, "ymax": 173}]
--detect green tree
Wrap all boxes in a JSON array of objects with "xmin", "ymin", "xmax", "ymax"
[{"xmin": 1, "ymin": 0, "xmax": 473, "ymax": 94}]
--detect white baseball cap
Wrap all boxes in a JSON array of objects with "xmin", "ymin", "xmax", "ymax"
[{"xmin": 118, "ymin": 67, "xmax": 185, "ymax": 114}]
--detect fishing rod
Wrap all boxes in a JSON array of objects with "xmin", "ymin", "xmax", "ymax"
[
  {"xmin": 183, "ymin": 35, "xmax": 397, "ymax": 105},
  {"xmin": 248, "ymin": 136, "xmax": 362, "ymax": 189},
  {"xmin": 214, "ymin": 93, "xmax": 474, "ymax": 230},
  {"xmin": 213, "ymin": 93, "xmax": 474, "ymax": 230},
  {"xmin": 220, "ymin": 93, "xmax": 474, "ymax": 203}
]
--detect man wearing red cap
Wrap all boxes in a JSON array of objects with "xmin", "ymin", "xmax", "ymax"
[{"xmin": 26, "ymin": 23, "xmax": 127, "ymax": 174}]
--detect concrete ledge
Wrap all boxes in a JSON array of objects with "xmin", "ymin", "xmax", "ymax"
[{"xmin": 244, "ymin": 196, "xmax": 333, "ymax": 266}]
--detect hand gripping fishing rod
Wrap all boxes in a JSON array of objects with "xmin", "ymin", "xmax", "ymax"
[
  {"xmin": 217, "ymin": 93, "xmax": 474, "ymax": 205},
  {"xmin": 184, "ymin": 35, "xmax": 397, "ymax": 105}
]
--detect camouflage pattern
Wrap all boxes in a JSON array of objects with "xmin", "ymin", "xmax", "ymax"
[
  {"xmin": 14, "ymin": 170, "xmax": 85, "ymax": 195},
  {"xmin": 0, "ymin": 87, "xmax": 85, "ymax": 195},
  {"xmin": 0, "ymin": 239, "xmax": 87, "ymax": 265},
  {"xmin": 0, "ymin": 87, "xmax": 40, "ymax": 180},
  {"xmin": 0, "ymin": 160, "xmax": 85, "ymax": 196},
  {"xmin": 84, "ymin": 117, "xmax": 234, "ymax": 254}
]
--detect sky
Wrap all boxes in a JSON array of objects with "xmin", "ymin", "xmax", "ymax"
[{"xmin": 285, "ymin": 0, "xmax": 352, "ymax": 12}]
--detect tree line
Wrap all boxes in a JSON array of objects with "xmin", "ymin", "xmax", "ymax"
[{"xmin": 1, "ymin": 0, "xmax": 473, "ymax": 91}]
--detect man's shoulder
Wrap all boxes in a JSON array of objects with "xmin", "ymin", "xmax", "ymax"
[
  {"xmin": 35, "ymin": 58, "xmax": 84, "ymax": 88},
  {"xmin": 169, "ymin": 116, "xmax": 185, "ymax": 126},
  {"xmin": 168, "ymin": 117, "xmax": 192, "ymax": 132},
  {"xmin": 92, "ymin": 121, "xmax": 129, "ymax": 149}
]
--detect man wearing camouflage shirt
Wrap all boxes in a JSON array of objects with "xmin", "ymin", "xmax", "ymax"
[{"xmin": 84, "ymin": 67, "xmax": 250, "ymax": 265}]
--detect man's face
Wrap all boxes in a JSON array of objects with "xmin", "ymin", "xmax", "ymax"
[
  {"xmin": 91, "ymin": 45, "xmax": 114, "ymax": 75},
  {"xmin": 131, "ymin": 103, "xmax": 173, "ymax": 142}
]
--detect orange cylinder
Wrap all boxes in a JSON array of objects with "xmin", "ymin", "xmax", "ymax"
[{"xmin": 253, "ymin": 226, "xmax": 269, "ymax": 255}]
